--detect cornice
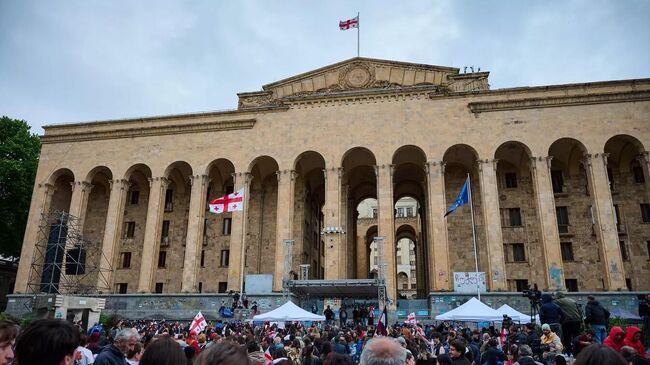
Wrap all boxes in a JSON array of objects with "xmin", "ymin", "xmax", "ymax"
[
  {"xmin": 468, "ymin": 90, "xmax": 650, "ymax": 114},
  {"xmin": 41, "ymin": 119, "xmax": 257, "ymax": 144}
]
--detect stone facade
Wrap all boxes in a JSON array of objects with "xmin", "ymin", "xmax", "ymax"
[{"xmin": 12, "ymin": 58, "xmax": 650, "ymax": 311}]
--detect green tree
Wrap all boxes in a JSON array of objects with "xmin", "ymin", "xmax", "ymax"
[{"xmin": 0, "ymin": 116, "xmax": 40, "ymax": 258}]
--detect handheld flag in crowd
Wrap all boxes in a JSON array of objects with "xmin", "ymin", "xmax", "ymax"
[
  {"xmin": 189, "ymin": 311, "xmax": 207, "ymax": 335},
  {"xmin": 264, "ymin": 347, "xmax": 273, "ymax": 365},
  {"xmin": 339, "ymin": 16, "xmax": 359, "ymax": 30},
  {"xmin": 209, "ymin": 189, "xmax": 244, "ymax": 214},
  {"xmin": 445, "ymin": 177, "xmax": 470, "ymax": 217},
  {"xmin": 405, "ymin": 312, "xmax": 416, "ymax": 324},
  {"xmin": 376, "ymin": 306, "xmax": 388, "ymax": 336}
]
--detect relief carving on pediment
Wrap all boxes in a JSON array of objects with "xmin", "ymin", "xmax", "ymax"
[
  {"xmin": 339, "ymin": 62, "xmax": 376, "ymax": 89},
  {"xmin": 238, "ymin": 92, "xmax": 283, "ymax": 109}
]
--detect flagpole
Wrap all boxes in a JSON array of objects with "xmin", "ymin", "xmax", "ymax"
[
  {"xmin": 357, "ymin": 12, "xmax": 360, "ymax": 57},
  {"xmin": 239, "ymin": 180, "xmax": 249, "ymax": 294},
  {"xmin": 467, "ymin": 173, "xmax": 481, "ymax": 300}
]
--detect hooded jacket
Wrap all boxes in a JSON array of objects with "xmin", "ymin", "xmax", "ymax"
[
  {"xmin": 603, "ymin": 326, "xmax": 625, "ymax": 352},
  {"xmin": 539, "ymin": 294, "xmax": 564, "ymax": 325},
  {"xmin": 623, "ymin": 326, "xmax": 649, "ymax": 358},
  {"xmin": 553, "ymin": 292, "xmax": 582, "ymax": 322},
  {"xmin": 584, "ymin": 299, "xmax": 609, "ymax": 325}
]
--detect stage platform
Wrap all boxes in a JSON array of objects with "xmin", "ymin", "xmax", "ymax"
[{"xmin": 285, "ymin": 279, "xmax": 382, "ymax": 298}]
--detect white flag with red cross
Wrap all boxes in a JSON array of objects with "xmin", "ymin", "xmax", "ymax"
[
  {"xmin": 209, "ymin": 189, "xmax": 244, "ymax": 214},
  {"xmin": 189, "ymin": 311, "xmax": 207, "ymax": 335},
  {"xmin": 405, "ymin": 312, "xmax": 416, "ymax": 324},
  {"xmin": 339, "ymin": 16, "xmax": 358, "ymax": 30}
]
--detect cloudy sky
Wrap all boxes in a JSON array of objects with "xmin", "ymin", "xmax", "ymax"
[{"xmin": 1, "ymin": 0, "xmax": 649, "ymax": 135}]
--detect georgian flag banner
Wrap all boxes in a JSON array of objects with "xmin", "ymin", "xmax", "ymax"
[
  {"xmin": 209, "ymin": 189, "xmax": 244, "ymax": 214},
  {"xmin": 339, "ymin": 16, "xmax": 358, "ymax": 30},
  {"xmin": 189, "ymin": 311, "xmax": 207, "ymax": 335},
  {"xmin": 405, "ymin": 312, "xmax": 416, "ymax": 324}
]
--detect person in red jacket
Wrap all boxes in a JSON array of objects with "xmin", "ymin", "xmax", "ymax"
[
  {"xmin": 622, "ymin": 326, "xmax": 648, "ymax": 358},
  {"xmin": 603, "ymin": 326, "xmax": 625, "ymax": 352}
]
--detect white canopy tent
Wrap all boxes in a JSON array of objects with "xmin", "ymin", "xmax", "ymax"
[
  {"xmin": 496, "ymin": 304, "xmax": 534, "ymax": 323},
  {"xmin": 435, "ymin": 297, "xmax": 504, "ymax": 322},
  {"xmin": 252, "ymin": 301, "xmax": 326, "ymax": 322}
]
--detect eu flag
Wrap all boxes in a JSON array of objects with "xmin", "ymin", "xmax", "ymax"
[{"xmin": 445, "ymin": 177, "xmax": 470, "ymax": 217}]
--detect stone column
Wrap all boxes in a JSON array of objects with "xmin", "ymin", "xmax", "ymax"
[
  {"xmin": 425, "ymin": 161, "xmax": 451, "ymax": 291},
  {"xmin": 181, "ymin": 174, "xmax": 210, "ymax": 293},
  {"xmin": 68, "ymin": 181, "xmax": 93, "ymax": 229},
  {"xmin": 97, "ymin": 179, "xmax": 130, "ymax": 291},
  {"xmin": 340, "ymin": 184, "xmax": 350, "ymax": 279},
  {"xmin": 375, "ymin": 164, "xmax": 397, "ymax": 303},
  {"xmin": 322, "ymin": 167, "xmax": 343, "ymax": 280},
  {"xmin": 227, "ymin": 172, "xmax": 251, "ymax": 292},
  {"xmin": 356, "ymin": 233, "xmax": 368, "ymax": 279},
  {"xmin": 273, "ymin": 170, "xmax": 295, "ymax": 291},
  {"xmin": 15, "ymin": 183, "xmax": 55, "ymax": 293},
  {"xmin": 583, "ymin": 153, "xmax": 627, "ymax": 290},
  {"xmin": 137, "ymin": 177, "xmax": 168, "ymax": 293},
  {"xmin": 530, "ymin": 157, "xmax": 565, "ymax": 291},
  {"xmin": 477, "ymin": 159, "xmax": 507, "ymax": 291}
]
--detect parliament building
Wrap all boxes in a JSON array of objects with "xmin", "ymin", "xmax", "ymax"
[{"xmin": 13, "ymin": 58, "xmax": 650, "ymax": 310}]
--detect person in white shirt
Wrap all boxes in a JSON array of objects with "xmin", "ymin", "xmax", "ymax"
[{"xmin": 76, "ymin": 334, "xmax": 95, "ymax": 365}]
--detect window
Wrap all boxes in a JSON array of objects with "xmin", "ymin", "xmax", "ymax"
[
  {"xmin": 396, "ymin": 208, "xmax": 405, "ymax": 217},
  {"xmin": 515, "ymin": 279, "xmax": 528, "ymax": 292},
  {"xmin": 647, "ymin": 240, "xmax": 650, "ymax": 259},
  {"xmin": 607, "ymin": 168, "xmax": 614, "ymax": 191},
  {"xmin": 198, "ymin": 282, "xmax": 203, "ymax": 293},
  {"xmin": 155, "ymin": 282, "xmax": 163, "ymax": 293},
  {"xmin": 551, "ymin": 170, "xmax": 564, "ymax": 193},
  {"xmin": 130, "ymin": 190, "xmax": 140, "ymax": 205},
  {"xmin": 633, "ymin": 165, "xmax": 645, "ymax": 183},
  {"xmin": 556, "ymin": 207, "xmax": 569, "ymax": 233},
  {"xmin": 512, "ymin": 243, "xmax": 526, "ymax": 262},
  {"xmin": 372, "ymin": 208, "xmax": 377, "ymax": 218},
  {"xmin": 410, "ymin": 270, "xmax": 416, "ymax": 277},
  {"xmin": 505, "ymin": 172, "xmax": 518, "ymax": 188},
  {"xmin": 396, "ymin": 255, "xmax": 402, "ymax": 263},
  {"xmin": 120, "ymin": 252, "xmax": 131, "ymax": 269},
  {"xmin": 223, "ymin": 218, "xmax": 232, "ymax": 235},
  {"xmin": 565, "ymin": 279, "xmax": 578, "ymax": 292},
  {"xmin": 220, "ymin": 249, "xmax": 230, "ymax": 267},
  {"xmin": 161, "ymin": 220, "xmax": 170, "ymax": 243},
  {"xmin": 626, "ymin": 278, "xmax": 633, "ymax": 291},
  {"xmin": 115, "ymin": 283, "xmax": 128, "ymax": 294},
  {"xmin": 203, "ymin": 219, "xmax": 208, "ymax": 239},
  {"xmin": 620, "ymin": 241, "xmax": 629, "ymax": 261},
  {"xmin": 641, "ymin": 203, "xmax": 650, "ymax": 223},
  {"xmin": 158, "ymin": 250, "xmax": 167, "ymax": 268},
  {"xmin": 200, "ymin": 250, "xmax": 205, "ymax": 267},
  {"xmin": 508, "ymin": 208, "xmax": 522, "ymax": 227},
  {"xmin": 406, "ymin": 207, "xmax": 414, "ymax": 217},
  {"xmin": 411, "ymin": 283, "xmax": 417, "ymax": 289},
  {"xmin": 614, "ymin": 205, "xmax": 622, "ymax": 232},
  {"xmin": 409, "ymin": 260, "xmax": 416, "ymax": 266},
  {"xmin": 124, "ymin": 221, "xmax": 136, "ymax": 238},
  {"xmin": 218, "ymin": 282, "xmax": 227, "ymax": 293},
  {"xmin": 402, "ymin": 283, "xmax": 408, "ymax": 289},
  {"xmin": 164, "ymin": 189, "xmax": 174, "ymax": 211},
  {"xmin": 560, "ymin": 242, "xmax": 574, "ymax": 261}
]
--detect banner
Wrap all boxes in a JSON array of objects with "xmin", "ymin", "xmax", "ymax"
[{"xmin": 453, "ymin": 272, "xmax": 486, "ymax": 293}]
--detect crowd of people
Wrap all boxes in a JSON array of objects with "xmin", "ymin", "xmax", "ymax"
[{"xmin": 0, "ymin": 292, "xmax": 648, "ymax": 365}]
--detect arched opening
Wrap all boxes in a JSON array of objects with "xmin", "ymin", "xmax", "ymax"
[
  {"xmin": 112, "ymin": 164, "xmax": 152, "ymax": 293},
  {"xmin": 201, "ymin": 159, "xmax": 236, "ymax": 293},
  {"xmin": 247, "ymin": 156, "xmax": 279, "ymax": 275},
  {"xmin": 294, "ymin": 151, "xmax": 326, "ymax": 279},
  {"xmin": 48, "ymin": 169, "xmax": 75, "ymax": 214},
  {"xmin": 392, "ymin": 145, "xmax": 427, "ymax": 298},
  {"xmin": 344, "ymin": 147, "xmax": 377, "ymax": 279},
  {"xmin": 604, "ymin": 135, "xmax": 648, "ymax": 291},
  {"xmin": 494, "ymin": 141, "xmax": 543, "ymax": 291},
  {"xmin": 357, "ymin": 201, "xmax": 378, "ymax": 279},
  {"xmin": 443, "ymin": 145, "xmax": 487, "ymax": 278},
  {"xmin": 395, "ymin": 223, "xmax": 418, "ymax": 299},
  {"xmin": 548, "ymin": 138, "xmax": 594, "ymax": 290},
  {"xmin": 152, "ymin": 161, "xmax": 193, "ymax": 293}
]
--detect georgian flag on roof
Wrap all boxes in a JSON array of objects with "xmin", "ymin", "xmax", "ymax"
[
  {"xmin": 339, "ymin": 16, "xmax": 358, "ymax": 30},
  {"xmin": 209, "ymin": 189, "xmax": 244, "ymax": 214}
]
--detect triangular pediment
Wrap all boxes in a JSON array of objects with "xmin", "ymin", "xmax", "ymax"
[{"xmin": 237, "ymin": 57, "xmax": 489, "ymax": 109}]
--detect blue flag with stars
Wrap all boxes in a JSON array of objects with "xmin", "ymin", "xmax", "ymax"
[{"xmin": 445, "ymin": 177, "xmax": 470, "ymax": 217}]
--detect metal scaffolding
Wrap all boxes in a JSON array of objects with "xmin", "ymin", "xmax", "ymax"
[{"xmin": 26, "ymin": 211, "xmax": 113, "ymax": 296}]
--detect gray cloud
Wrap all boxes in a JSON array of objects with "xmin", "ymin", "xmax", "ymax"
[{"xmin": 1, "ymin": 0, "xmax": 648, "ymax": 134}]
